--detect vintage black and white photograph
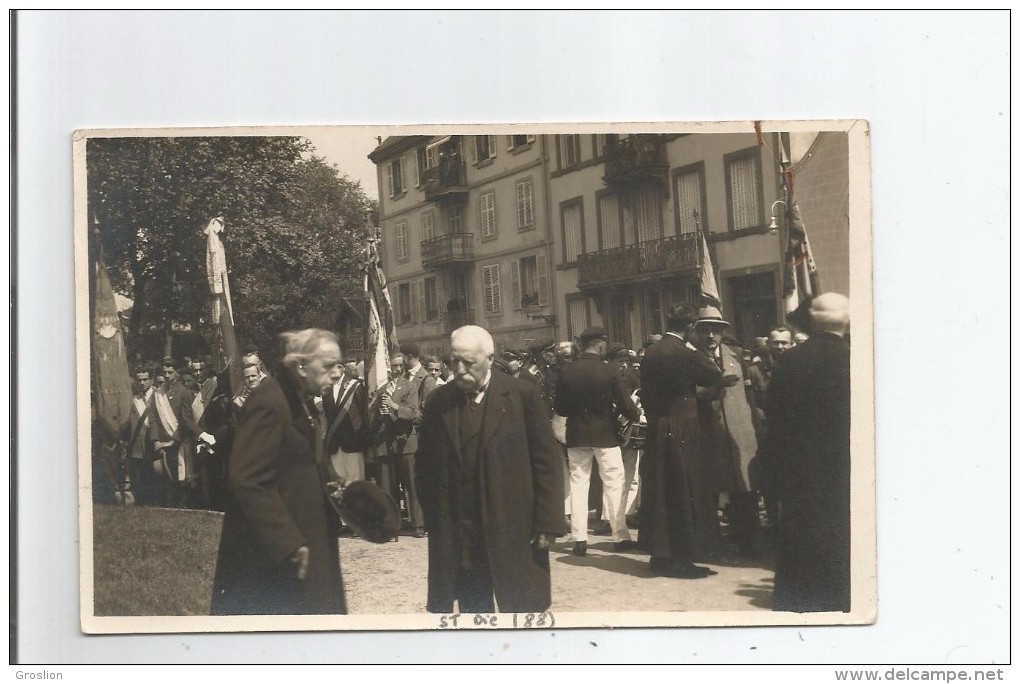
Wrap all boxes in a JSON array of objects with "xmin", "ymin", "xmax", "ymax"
[{"xmin": 75, "ymin": 121, "xmax": 874, "ymax": 633}]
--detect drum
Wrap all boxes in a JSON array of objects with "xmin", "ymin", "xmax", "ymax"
[{"xmin": 616, "ymin": 414, "xmax": 648, "ymax": 450}]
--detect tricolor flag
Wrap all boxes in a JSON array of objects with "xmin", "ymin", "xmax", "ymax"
[
  {"xmin": 204, "ymin": 217, "xmax": 242, "ymax": 394},
  {"xmin": 781, "ymin": 178, "xmax": 821, "ymax": 315},
  {"xmin": 363, "ymin": 230, "xmax": 399, "ymax": 403}
]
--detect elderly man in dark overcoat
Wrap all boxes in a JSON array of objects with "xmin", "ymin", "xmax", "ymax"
[
  {"xmin": 639, "ymin": 304, "xmax": 723, "ymax": 578},
  {"xmin": 211, "ymin": 329, "xmax": 346, "ymax": 615},
  {"xmin": 768, "ymin": 293, "xmax": 852, "ymax": 612},
  {"xmin": 415, "ymin": 325, "xmax": 567, "ymax": 613}
]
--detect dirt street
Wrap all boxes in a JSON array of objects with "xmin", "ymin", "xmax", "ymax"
[{"xmin": 340, "ymin": 527, "xmax": 774, "ymax": 615}]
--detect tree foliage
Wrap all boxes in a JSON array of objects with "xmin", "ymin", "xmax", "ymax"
[{"xmin": 87, "ymin": 136, "xmax": 375, "ymax": 366}]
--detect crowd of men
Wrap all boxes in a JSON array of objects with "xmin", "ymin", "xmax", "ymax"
[{"xmin": 95, "ymin": 292, "xmax": 851, "ymax": 614}]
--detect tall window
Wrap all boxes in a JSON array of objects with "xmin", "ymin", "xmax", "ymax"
[
  {"xmin": 416, "ymin": 147, "xmax": 428, "ymax": 186},
  {"xmin": 633, "ymin": 187, "xmax": 663, "ymax": 244},
  {"xmin": 423, "ymin": 276, "xmax": 439, "ymax": 321},
  {"xmin": 388, "ymin": 156, "xmax": 407, "ymax": 197},
  {"xmin": 726, "ymin": 150, "xmax": 763, "ymax": 230},
  {"xmin": 561, "ymin": 200, "xmax": 584, "ymax": 264},
  {"xmin": 473, "ymin": 135, "xmax": 497, "ymax": 163},
  {"xmin": 566, "ymin": 295, "xmax": 590, "ymax": 340},
  {"xmin": 558, "ymin": 134, "xmax": 582, "ymax": 169},
  {"xmin": 482, "ymin": 264, "xmax": 502, "ymax": 314},
  {"xmin": 421, "ymin": 210, "xmax": 435, "ymax": 242},
  {"xmin": 395, "ymin": 221, "xmax": 409, "ymax": 262},
  {"xmin": 516, "ymin": 178, "xmax": 534, "ymax": 230},
  {"xmin": 397, "ymin": 283, "xmax": 412, "ymax": 325},
  {"xmin": 597, "ymin": 193, "xmax": 622, "ymax": 250},
  {"xmin": 448, "ymin": 205, "xmax": 463, "ymax": 233},
  {"xmin": 675, "ymin": 165, "xmax": 706, "ymax": 234},
  {"xmin": 592, "ymin": 133, "xmax": 613, "ymax": 159},
  {"xmin": 512, "ymin": 254, "xmax": 548, "ymax": 309},
  {"xmin": 480, "ymin": 190, "xmax": 497, "ymax": 240}
]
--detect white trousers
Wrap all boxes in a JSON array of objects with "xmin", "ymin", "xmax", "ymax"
[
  {"xmin": 603, "ymin": 448, "xmax": 641, "ymax": 519},
  {"xmin": 567, "ymin": 446, "xmax": 631, "ymax": 543},
  {"xmin": 330, "ymin": 449, "xmax": 365, "ymax": 484}
]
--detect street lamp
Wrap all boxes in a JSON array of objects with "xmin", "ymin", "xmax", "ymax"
[{"xmin": 769, "ymin": 199, "xmax": 788, "ymax": 234}]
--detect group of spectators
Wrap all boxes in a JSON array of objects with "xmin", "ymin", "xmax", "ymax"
[
  {"xmin": 95, "ymin": 291, "xmax": 851, "ymax": 616},
  {"xmin": 100, "ymin": 347, "xmax": 267, "ymax": 510}
]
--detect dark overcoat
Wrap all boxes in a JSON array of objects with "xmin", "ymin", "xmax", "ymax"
[
  {"xmin": 415, "ymin": 371, "xmax": 568, "ymax": 613},
  {"xmin": 767, "ymin": 332, "xmax": 851, "ymax": 612},
  {"xmin": 210, "ymin": 370, "xmax": 345, "ymax": 615},
  {"xmin": 638, "ymin": 333, "xmax": 722, "ymax": 561}
]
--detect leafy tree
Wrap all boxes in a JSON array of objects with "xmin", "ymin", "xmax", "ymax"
[{"xmin": 87, "ymin": 136, "xmax": 375, "ymax": 367}]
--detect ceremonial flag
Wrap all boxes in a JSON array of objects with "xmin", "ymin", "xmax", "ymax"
[
  {"xmin": 363, "ymin": 235, "xmax": 399, "ymax": 403},
  {"xmin": 204, "ymin": 217, "xmax": 242, "ymax": 393},
  {"xmin": 698, "ymin": 227, "xmax": 721, "ymax": 308},
  {"xmin": 92, "ymin": 251, "xmax": 134, "ymax": 438}
]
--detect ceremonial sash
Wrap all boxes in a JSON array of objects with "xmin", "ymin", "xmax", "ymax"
[
  {"xmin": 153, "ymin": 389, "xmax": 179, "ymax": 440},
  {"xmin": 192, "ymin": 393, "xmax": 206, "ymax": 425},
  {"xmin": 324, "ymin": 379, "xmax": 360, "ymax": 451},
  {"xmin": 127, "ymin": 397, "xmax": 152, "ymax": 455}
]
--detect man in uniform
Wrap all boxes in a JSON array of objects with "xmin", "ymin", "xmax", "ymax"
[{"xmin": 555, "ymin": 327, "xmax": 641, "ymax": 556}]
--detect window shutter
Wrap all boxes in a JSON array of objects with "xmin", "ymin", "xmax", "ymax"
[
  {"xmin": 416, "ymin": 280, "xmax": 425, "ymax": 323},
  {"xmin": 536, "ymin": 251, "xmax": 549, "ymax": 306},
  {"xmin": 598, "ymin": 194, "xmax": 621, "ymax": 250},
  {"xmin": 507, "ymin": 135, "xmax": 515, "ymax": 151},
  {"xmin": 526, "ymin": 134, "xmax": 535, "ymax": 144},
  {"xmin": 400, "ymin": 156, "xmax": 408, "ymax": 194},
  {"xmin": 563, "ymin": 202, "xmax": 583, "ymax": 262},
  {"xmin": 511, "ymin": 259, "xmax": 521, "ymax": 310},
  {"xmin": 470, "ymin": 137, "xmax": 478, "ymax": 163},
  {"xmin": 411, "ymin": 152, "xmax": 420, "ymax": 188},
  {"xmin": 481, "ymin": 191, "xmax": 496, "ymax": 239},
  {"xmin": 387, "ymin": 163, "xmax": 394, "ymax": 198},
  {"xmin": 435, "ymin": 277, "xmax": 445, "ymax": 318},
  {"xmin": 488, "ymin": 135, "xmax": 496, "ymax": 158},
  {"xmin": 492, "ymin": 266, "xmax": 501, "ymax": 313}
]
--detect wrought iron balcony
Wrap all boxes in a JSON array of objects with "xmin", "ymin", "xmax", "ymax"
[
  {"xmin": 442, "ymin": 308, "xmax": 475, "ymax": 333},
  {"xmin": 576, "ymin": 233, "xmax": 702, "ymax": 290},
  {"xmin": 421, "ymin": 233, "xmax": 474, "ymax": 269},
  {"xmin": 424, "ymin": 158, "xmax": 469, "ymax": 205},
  {"xmin": 602, "ymin": 134, "xmax": 670, "ymax": 191}
]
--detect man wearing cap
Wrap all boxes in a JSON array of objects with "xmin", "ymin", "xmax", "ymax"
[
  {"xmin": 691, "ymin": 306, "xmax": 762, "ymax": 559},
  {"xmin": 639, "ymin": 304, "xmax": 723, "ymax": 578},
  {"xmin": 768, "ymin": 293, "xmax": 851, "ymax": 612},
  {"xmin": 554, "ymin": 327, "xmax": 641, "ymax": 556},
  {"xmin": 416, "ymin": 325, "xmax": 567, "ymax": 613}
]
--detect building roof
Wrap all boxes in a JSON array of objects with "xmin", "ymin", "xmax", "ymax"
[{"xmin": 367, "ymin": 135, "xmax": 432, "ymax": 163}]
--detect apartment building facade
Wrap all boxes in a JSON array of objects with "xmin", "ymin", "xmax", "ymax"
[{"xmin": 368, "ymin": 130, "xmax": 850, "ymax": 356}]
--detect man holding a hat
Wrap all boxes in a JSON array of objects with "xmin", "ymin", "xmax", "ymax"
[
  {"xmin": 690, "ymin": 305, "xmax": 762, "ymax": 559},
  {"xmin": 554, "ymin": 327, "xmax": 641, "ymax": 555}
]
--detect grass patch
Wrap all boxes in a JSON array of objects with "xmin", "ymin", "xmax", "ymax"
[{"xmin": 92, "ymin": 505, "xmax": 224, "ymax": 616}]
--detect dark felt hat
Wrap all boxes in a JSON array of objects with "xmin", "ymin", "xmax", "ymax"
[
  {"xmin": 399, "ymin": 341, "xmax": 420, "ymax": 358},
  {"xmin": 337, "ymin": 481, "xmax": 401, "ymax": 544},
  {"xmin": 578, "ymin": 326, "xmax": 608, "ymax": 344},
  {"xmin": 502, "ymin": 349, "xmax": 523, "ymax": 363}
]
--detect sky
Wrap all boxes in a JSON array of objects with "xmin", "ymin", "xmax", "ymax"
[{"xmin": 301, "ymin": 127, "xmax": 384, "ymax": 200}]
